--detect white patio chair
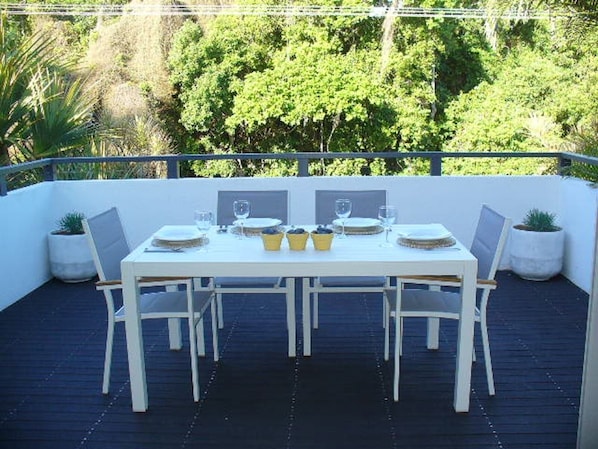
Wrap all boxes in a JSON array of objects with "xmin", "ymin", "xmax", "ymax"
[
  {"xmin": 308, "ymin": 190, "xmax": 389, "ymax": 330},
  {"xmin": 83, "ymin": 207, "xmax": 219, "ymax": 401},
  {"xmin": 213, "ymin": 190, "xmax": 289, "ymax": 329},
  {"xmin": 383, "ymin": 204, "xmax": 510, "ymax": 399}
]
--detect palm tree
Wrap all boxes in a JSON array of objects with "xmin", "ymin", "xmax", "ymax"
[
  {"xmin": 20, "ymin": 70, "xmax": 96, "ymax": 162},
  {"xmin": 0, "ymin": 15, "xmax": 96, "ymax": 166}
]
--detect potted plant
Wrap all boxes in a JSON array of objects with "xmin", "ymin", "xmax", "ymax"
[
  {"xmin": 286, "ymin": 227, "xmax": 309, "ymax": 251},
  {"xmin": 311, "ymin": 226, "xmax": 334, "ymax": 251},
  {"xmin": 510, "ymin": 208, "xmax": 565, "ymax": 281},
  {"xmin": 48, "ymin": 211, "xmax": 97, "ymax": 282}
]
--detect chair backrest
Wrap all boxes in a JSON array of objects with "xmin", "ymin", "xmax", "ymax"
[
  {"xmin": 82, "ymin": 207, "xmax": 131, "ymax": 282},
  {"xmin": 315, "ymin": 190, "xmax": 387, "ymax": 225},
  {"xmin": 470, "ymin": 205, "xmax": 511, "ymax": 281},
  {"xmin": 217, "ymin": 190, "xmax": 289, "ymax": 225}
]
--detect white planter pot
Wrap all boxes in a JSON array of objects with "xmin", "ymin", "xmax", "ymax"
[
  {"xmin": 510, "ymin": 226, "xmax": 565, "ymax": 281},
  {"xmin": 48, "ymin": 233, "xmax": 97, "ymax": 283}
]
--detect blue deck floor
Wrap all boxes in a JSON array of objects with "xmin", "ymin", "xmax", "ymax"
[{"xmin": 0, "ymin": 271, "xmax": 589, "ymax": 449}]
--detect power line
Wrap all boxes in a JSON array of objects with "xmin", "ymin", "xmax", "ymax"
[{"xmin": 0, "ymin": 3, "xmax": 571, "ymax": 20}]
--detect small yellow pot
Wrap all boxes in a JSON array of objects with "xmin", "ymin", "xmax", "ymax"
[
  {"xmin": 311, "ymin": 232, "xmax": 334, "ymax": 251},
  {"xmin": 286, "ymin": 232, "xmax": 309, "ymax": 251},
  {"xmin": 261, "ymin": 232, "xmax": 284, "ymax": 251}
]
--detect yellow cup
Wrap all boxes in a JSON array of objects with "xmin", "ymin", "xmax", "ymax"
[
  {"xmin": 261, "ymin": 232, "xmax": 284, "ymax": 251},
  {"xmin": 311, "ymin": 231, "xmax": 334, "ymax": 251},
  {"xmin": 286, "ymin": 232, "xmax": 309, "ymax": 251}
]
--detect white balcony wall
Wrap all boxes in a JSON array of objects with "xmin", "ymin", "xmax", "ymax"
[{"xmin": 1, "ymin": 174, "xmax": 596, "ymax": 311}]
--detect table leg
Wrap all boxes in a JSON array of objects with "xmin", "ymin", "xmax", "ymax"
[
  {"xmin": 121, "ymin": 262, "xmax": 148, "ymax": 412},
  {"xmin": 302, "ymin": 277, "xmax": 312, "ymax": 356},
  {"xmin": 454, "ymin": 262, "xmax": 477, "ymax": 412},
  {"xmin": 286, "ymin": 278, "xmax": 296, "ymax": 357},
  {"xmin": 166, "ymin": 285, "xmax": 182, "ymax": 350}
]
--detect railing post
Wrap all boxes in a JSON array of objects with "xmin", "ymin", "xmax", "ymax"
[
  {"xmin": 559, "ymin": 153, "xmax": 572, "ymax": 175},
  {"xmin": 0, "ymin": 174, "xmax": 7, "ymax": 196},
  {"xmin": 430, "ymin": 153, "xmax": 442, "ymax": 176},
  {"xmin": 298, "ymin": 157, "xmax": 309, "ymax": 177},
  {"xmin": 43, "ymin": 161, "xmax": 56, "ymax": 182},
  {"xmin": 167, "ymin": 159, "xmax": 179, "ymax": 179}
]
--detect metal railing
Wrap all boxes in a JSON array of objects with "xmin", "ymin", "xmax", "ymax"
[{"xmin": 1, "ymin": 150, "xmax": 596, "ymax": 196}]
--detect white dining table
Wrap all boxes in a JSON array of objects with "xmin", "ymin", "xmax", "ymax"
[{"xmin": 121, "ymin": 224, "xmax": 478, "ymax": 413}]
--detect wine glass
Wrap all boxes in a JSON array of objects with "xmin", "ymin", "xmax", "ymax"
[
  {"xmin": 378, "ymin": 205, "xmax": 396, "ymax": 247},
  {"xmin": 334, "ymin": 199, "xmax": 352, "ymax": 239},
  {"xmin": 233, "ymin": 200, "xmax": 251, "ymax": 238},
  {"xmin": 194, "ymin": 210, "xmax": 213, "ymax": 249}
]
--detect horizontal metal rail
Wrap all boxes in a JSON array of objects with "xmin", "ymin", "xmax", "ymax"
[{"xmin": 0, "ymin": 151, "xmax": 594, "ymax": 197}]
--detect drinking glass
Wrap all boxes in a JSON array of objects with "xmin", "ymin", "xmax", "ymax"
[
  {"xmin": 334, "ymin": 199, "xmax": 352, "ymax": 239},
  {"xmin": 233, "ymin": 200, "xmax": 251, "ymax": 238},
  {"xmin": 194, "ymin": 211, "xmax": 213, "ymax": 249},
  {"xmin": 378, "ymin": 205, "xmax": 396, "ymax": 247}
]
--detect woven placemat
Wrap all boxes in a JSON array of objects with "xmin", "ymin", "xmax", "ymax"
[
  {"xmin": 152, "ymin": 237, "xmax": 208, "ymax": 249},
  {"xmin": 332, "ymin": 225, "xmax": 384, "ymax": 235},
  {"xmin": 230, "ymin": 226, "xmax": 283, "ymax": 237},
  {"xmin": 397, "ymin": 236, "xmax": 456, "ymax": 249}
]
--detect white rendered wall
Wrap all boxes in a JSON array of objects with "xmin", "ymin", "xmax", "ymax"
[
  {"xmin": 0, "ymin": 183, "xmax": 55, "ymax": 310},
  {"xmin": 1, "ymin": 174, "xmax": 594, "ymax": 310}
]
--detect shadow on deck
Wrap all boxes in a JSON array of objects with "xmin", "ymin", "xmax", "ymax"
[{"xmin": 0, "ymin": 271, "xmax": 588, "ymax": 449}]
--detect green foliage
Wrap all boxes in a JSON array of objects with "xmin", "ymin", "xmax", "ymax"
[
  {"xmin": 167, "ymin": 0, "xmax": 598, "ymax": 178},
  {"xmin": 522, "ymin": 208, "xmax": 559, "ymax": 232},
  {"xmin": 442, "ymin": 23, "xmax": 598, "ymax": 177},
  {"xmin": 562, "ymin": 120, "xmax": 598, "ymax": 184},
  {"xmin": 5, "ymin": 0, "xmax": 597, "ymax": 180},
  {"xmin": 56, "ymin": 211, "xmax": 86, "ymax": 235},
  {"xmin": 0, "ymin": 15, "xmax": 96, "ymax": 166},
  {"xmin": 167, "ymin": 6, "xmax": 455, "ymax": 174},
  {"xmin": 21, "ymin": 70, "xmax": 96, "ymax": 161}
]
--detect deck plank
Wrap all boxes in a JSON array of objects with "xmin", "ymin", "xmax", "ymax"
[{"xmin": 0, "ymin": 271, "xmax": 588, "ymax": 449}]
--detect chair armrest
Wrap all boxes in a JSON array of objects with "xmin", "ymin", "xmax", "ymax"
[
  {"xmin": 95, "ymin": 276, "xmax": 192, "ymax": 291},
  {"xmin": 96, "ymin": 279, "xmax": 122, "ymax": 290},
  {"xmin": 397, "ymin": 275, "xmax": 497, "ymax": 290}
]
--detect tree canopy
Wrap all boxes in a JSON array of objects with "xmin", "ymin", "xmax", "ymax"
[{"xmin": 1, "ymin": 0, "xmax": 597, "ymax": 180}]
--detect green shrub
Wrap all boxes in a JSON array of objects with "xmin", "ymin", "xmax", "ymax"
[
  {"xmin": 522, "ymin": 208, "xmax": 559, "ymax": 232},
  {"xmin": 56, "ymin": 211, "xmax": 86, "ymax": 235}
]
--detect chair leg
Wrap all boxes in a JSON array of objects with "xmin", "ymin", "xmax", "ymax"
[
  {"xmin": 188, "ymin": 317, "xmax": 200, "ymax": 402},
  {"xmin": 393, "ymin": 313, "xmax": 403, "ymax": 402},
  {"xmin": 313, "ymin": 292, "xmax": 319, "ymax": 329},
  {"xmin": 102, "ymin": 317, "xmax": 115, "ymax": 394},
  {"xmin": 383, "ymin": 298, "xmax": 390, "ymax": 361},
  {"xmin": 426, "ymin": 318, "xmax": 440, "ymax": 350},
  {"xmin": 210, "ymin": 299, "xmax": 219, "ymax": 362},
  {"xmin": 168, "ymin": 318, "xmax": 183, "ymax": 350},
  {"xmin": 216, "ymin": 293, "xmax": 224, "ymax": 329},
  {"xmin": 480, "ymin": 317, "xmax": 495, "ymax": 396},
  {"xmin": 196, "ymin": 318, "xmax": 206, "ymax": 357},
  {"xmin": 384, "ymin": 300, "xmax": 403, "ymax": 360},
  {"xmin": 382, "ymin": 297, "xmax": 387, "ymax": 329},
  {"xmin": 166, "ymin": 285, "xmax": 183, "ymax": 350}
]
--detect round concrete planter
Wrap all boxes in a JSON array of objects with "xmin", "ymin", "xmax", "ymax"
[
  {"xmin": 48, "ymin": 233, "xmax": 97, "ymax": 283},
  {"xmin": 510, "ymin": 225, "xmax": 565, "ymax": 281}
]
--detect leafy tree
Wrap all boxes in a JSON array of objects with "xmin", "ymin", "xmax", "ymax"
[{"xmin": 441, "ymin": 20, "xmax": 598, "ymax": 174}]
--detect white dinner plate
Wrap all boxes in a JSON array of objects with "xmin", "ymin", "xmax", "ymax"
[
  {"xmin": 154, "ymin": 227, "xmax": 202, "ymax": 242},
  {"xmin": 398, "ymin": 229, "xmax": 453, "ymax": 241},
  {"xmin": 332, "ymin": 217, "xmax": 381, "ymax": 228},
  {"xmin": 233, "ymin": 217, "xmax": 282, "ymax": 229}
]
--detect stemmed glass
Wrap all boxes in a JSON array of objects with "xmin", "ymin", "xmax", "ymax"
[
  {"xmin": 378, "ymin": 205, "xmax": 396, "ymax": 247},
  {"xmin": 194, "ymin": 210, "xmax": 213, "ymax": 250},
  {"xmin": 334, "ymin": 199, "xmax": 352, "ymax": 239},
  {"xmin": 233, "ymin": 200, "xmax": 250, "ymax": 239}
]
